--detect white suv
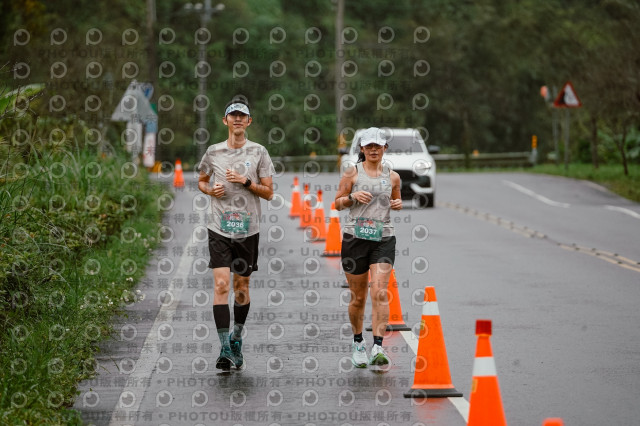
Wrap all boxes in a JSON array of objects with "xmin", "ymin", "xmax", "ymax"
[{"xmin": 339, "ymin": 128, "xmax": 438, "ymax": 208}]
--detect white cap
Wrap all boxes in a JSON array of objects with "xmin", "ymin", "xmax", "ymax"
[
  {"xmin": 359, "ymin": 127, "xmax": 386, "ymax": 146},
  {"xmin": 224, "ymin": 102, "xmax": 250, "ymax": 116}
]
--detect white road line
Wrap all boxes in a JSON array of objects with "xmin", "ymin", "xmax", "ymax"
[
  {"xmin": 279, "ymin": 193, "xmax": 292, "ymax": 208},
  {"xmin": 502, "ymin": 180, "xmax": 571, "ymax": 208},
  {"xmin": 448, "ymin": 397, "xmax": 470, "ymax": 422},
  {"xmin": 399, "ymin": 330, "xmax": 470, "ymax": 422},
  {"xmin": 605, "ymin": 205, "xmax": 640, "ymax": 220},
  {"xmin": 399, "ymin": 330, "xmax": 419, "ymax": 355},
  {"xmin": 108, "ymin": 240, "xmax": 196, "ymax": 426}
]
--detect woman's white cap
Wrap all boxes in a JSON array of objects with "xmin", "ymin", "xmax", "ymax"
[{"xmin": 359, "ymin": 127, "xmax": 386, "ymax": 146}]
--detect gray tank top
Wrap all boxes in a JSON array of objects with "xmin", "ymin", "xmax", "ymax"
[{"xmin": 343, "ymin": 162, "xmax": 395, "ymax": 238}]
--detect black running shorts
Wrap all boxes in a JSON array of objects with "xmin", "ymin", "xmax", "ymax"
[
  {"xmin": 207, "ymin": 229, "xmax": 259, "ymax": 277},
  {"xmin": 340, "ymin": 233, "xmax": 396, "ymax": 275}
]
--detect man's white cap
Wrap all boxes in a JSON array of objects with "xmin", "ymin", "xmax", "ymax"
[
  {"xmin": 225, "ymin": 102, "xmax": 250, "ymax": 117},
  {"xmin": 359, "ymin": 127, "xmax": 387, "ymax": 146}
]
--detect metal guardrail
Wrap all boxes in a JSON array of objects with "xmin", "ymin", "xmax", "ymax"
[
  {"xmin": 432, "ymin": 152, "xmax": 534, "ymax": 169},
  {"xmin": 271, "ymin": 152, "xmax": 533, "ymax": 172},
  {"xmin": 271, "ymin": 155, "xmax": 340, "ymax": 173}
]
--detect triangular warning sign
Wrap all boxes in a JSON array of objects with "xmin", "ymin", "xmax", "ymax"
[
  {"xmin": 553, "ymin": 81, "xmax": 582, "ymax": 108},
  {"xmin": 111, "ymin": 80, "xmax": 157, "ymax": 122}
]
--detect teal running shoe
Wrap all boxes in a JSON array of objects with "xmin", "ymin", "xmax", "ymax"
[
  {"xmin": 216, "ymin": 345, "xmax": 235, "ymax": 370},
  {"xmin": 229, "ymin": 338, "xmax": 244, "ymax": 370}
]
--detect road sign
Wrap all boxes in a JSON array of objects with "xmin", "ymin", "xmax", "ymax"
[
  {"xmin": 553, "ymin": 81, "xmax": 582, "ymax": 108},
  {"xmin": 111, "ymin": 80, "xmax": 157, "ymax": 122},
  {"xmin": 139, "ymin": 82, "xmax": 154, "ymax": 99}
]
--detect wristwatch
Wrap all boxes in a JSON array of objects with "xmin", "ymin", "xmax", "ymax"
[
  {"xmin": 348, "ymin": 193, "xmax": 354, "ymax": 202},
  {"xmin": 243, "ymin": 178, "xmax": 252, "ymax": 188}
]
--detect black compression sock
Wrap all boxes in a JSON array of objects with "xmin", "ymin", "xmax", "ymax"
[
  {"xmin": 213, "ymin": 304, "xmax": 230, "ymax": 332},
  {"xmin": 213, "ymin": 304, "xmax": 230, "ymax": 347},
  {"xmin": 232, "ymin": 302, "xmax": 250, "ymax": 340}
]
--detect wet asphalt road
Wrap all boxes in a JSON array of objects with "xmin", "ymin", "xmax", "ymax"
[{"xmin": 75, "ymin": 171, "xmax": 640, "ymax": 426}]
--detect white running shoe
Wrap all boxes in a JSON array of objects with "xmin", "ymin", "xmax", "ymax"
[
  {"xmin": 351, "ymin": 339, "xmax": 368, "ymax": 368},
  {"xmin": 369, "ymin": 344, "xmax": 390, "ymax": 365}
]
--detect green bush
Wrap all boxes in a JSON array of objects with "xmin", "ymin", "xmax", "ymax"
[{"xmin": 0, "ymin": 115, "xmax": 168, "ymax": 424}]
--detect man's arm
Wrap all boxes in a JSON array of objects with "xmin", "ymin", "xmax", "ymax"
[
  {"xmin": 198, "ymin": 171, "xmax": 225, "ymax": 198},
  {"xmin": 249, "ymin": 176, "xmax": 274, "ymax": 201},
  {"xmin": 225, "ymin": 169, "xmax": 273, "ymax": 200}
]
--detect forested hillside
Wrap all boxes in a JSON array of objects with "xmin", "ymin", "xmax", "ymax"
[{"xmin": 2, "ymin": 0, "xmax": 639, "ymax": 166}]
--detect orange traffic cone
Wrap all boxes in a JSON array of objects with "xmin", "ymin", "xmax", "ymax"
[
  {"xmin": 173, "ymin": 159, "xmax": 184, "ymax": 188},
  {"xmin": 289, "ymin": 176, "xmax": 302, "ymax": 218},
  {"xmin": 542, "ymin": 419, "xmax": 563, "ymax": 426},
  {"xmin": 322, "ymin": 202, "xmax": 342, "ymax": 257},
  {"xmin": 310, "ymin": 190, "xmax": 327, "ymax": 241},
  {"xmin": 366, "ymin": 269, "xmax": 410, "ymax": 331},
  {"xmin": 299, "ymin": 184, "xmax": 313, "ymax": 229},
  {"xmin": 404, "ymin": 286, "xmax": 462, "ymax": 398},
  {"xmin": 467, "ymin": 320, "xmax": 506, "ymax": 426}
]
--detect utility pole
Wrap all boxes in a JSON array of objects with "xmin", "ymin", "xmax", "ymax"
[
  {"xmin": 188, "ymin": 0, "xmax": 225, "ymax": 160},
  {"xmin": 334, "ymin": 0, "xmax": 345, "ymax": 143},
  {"xmin": 563, "ymin": 109, "xmax": 570, "ymax": 172},
  {"xmin": 552, "ymin": 85, "xmax": 559, "ymax": 166},
  {"xmin": 146, "ymin": 0, "xmax": 157, "ymax": 100},
  {"xmin": 197, "ymin": 1, "xmax": 210, "ymax": 161},
  {"xmin": 145, "ymin": 0, "xmax": 158, "ymax": 168}
]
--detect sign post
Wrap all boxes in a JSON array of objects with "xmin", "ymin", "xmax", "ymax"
[
  {"xmin": 111, "ymin": 80, "xmax": 157, "ymax": 164},
  {"xmin": 552, "ymin": 81, "xmax": 582, "ymax": 171},
  {"xmin": 530, "ymin": 134, "xmax": 538, "ymax": 165}
]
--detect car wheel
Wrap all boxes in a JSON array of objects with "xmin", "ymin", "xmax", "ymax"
[
  {"xmin": 413, "ymin": 194, "xmax": 426, "ymax": 208},
  {"xmin": 426, "ymin": 193, "xmax": 435, "ymax": 208},
  {"xmin": 415, "ymin": 193, "xmax": 435, "ymax": 208}
]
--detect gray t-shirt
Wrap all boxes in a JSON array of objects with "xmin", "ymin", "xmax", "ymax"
[
  {"xmin": 343, "ymin": 162, "xmax": 395, "ymax": 238},
  {"xmin": 198, "ymin": 140, "xmax": 275, "ymax": 238}
]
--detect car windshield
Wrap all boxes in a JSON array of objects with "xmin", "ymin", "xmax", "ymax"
[
  {"xmin": 386, "ymin": 135, "xmax": 426, "ymax": 154},
  {"xmin": 352, "ymin": 132, "xmax": 427, "ymax": 155}
]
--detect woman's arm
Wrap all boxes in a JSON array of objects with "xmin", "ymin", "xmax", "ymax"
[
  {"xmin": 334, "ymin": 167, "xmax": 356, "ymax": 211},
  {"xmin": 389, "ymin": 171, "xmax": 402, "ymax": 210}
]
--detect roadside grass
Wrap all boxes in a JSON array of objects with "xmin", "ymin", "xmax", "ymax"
[
  {"xmin": 0, "ymin": 140, "xmax": 169, "ymax": 424},
  {"xmin": 440, "ymin": 163, "xmax": 640, "ymax": 203}
]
